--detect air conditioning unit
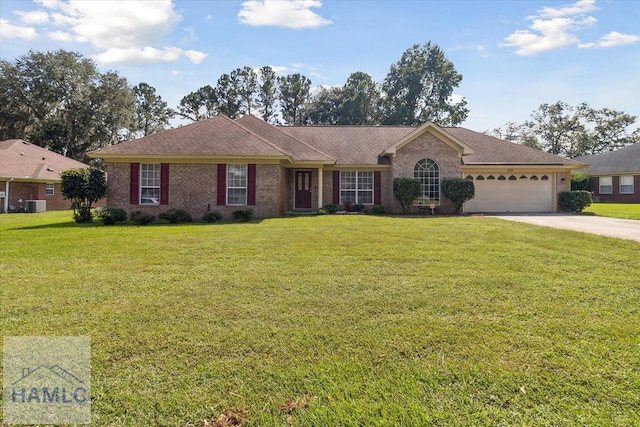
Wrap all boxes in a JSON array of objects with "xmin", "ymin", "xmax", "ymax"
[{"xmin": 26, "ymin": 200, "xmax": 46, "ymax": 213}]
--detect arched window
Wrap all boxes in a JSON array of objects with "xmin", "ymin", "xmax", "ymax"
[{"xmin": 413, "ymin": 159, "xmax": 440, "ymax": 204}]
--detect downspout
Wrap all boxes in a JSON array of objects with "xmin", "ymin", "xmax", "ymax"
[
  {"xmin": 317, "ymin": 166, "xmax": 323, "ymax": 210},
  {"xmin": 4, "ymin": 178, "xmax": 12, "ymax": 213}
]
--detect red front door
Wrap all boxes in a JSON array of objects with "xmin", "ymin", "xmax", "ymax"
[{"xmin": 294, "ymin": 170, "xmax": 312, "ymax": 209}]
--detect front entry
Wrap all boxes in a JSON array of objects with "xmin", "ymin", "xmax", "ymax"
[{"xmin": 294, "ymin": 170, "xmax": 312, "ymax": 209}]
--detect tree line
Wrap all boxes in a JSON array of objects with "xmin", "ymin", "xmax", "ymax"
[
  {"xmin": 2, "ymin": 47, "xmax": 637, "ymax": 162},
  {"xmin": 488, "ymin": 101, "xmax": 639, "ymax": 158},
  {"xmin": 0, "ymin": 43, "xmax": 468, "ymax": 161}
]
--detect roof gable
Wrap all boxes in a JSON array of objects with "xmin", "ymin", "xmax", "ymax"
[
  {"xmin": 0, "ymin": 139, "xmax": 89, "ymax": 181},
  {"xmin": 381, "ymin": 122, "xmax": 474, "ymax": 158}
]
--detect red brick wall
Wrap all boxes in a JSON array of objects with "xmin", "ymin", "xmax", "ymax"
[
  {"xmin": 106, "ymin": 162, "xmax": 284, "ymax": 219},
  {"xmin": 0, "ymin": 181, "xmax": 74, "ymax": 211},
  {"xmin": 590, "ymin": 175, "xmax": 640, "ymax": 203}
]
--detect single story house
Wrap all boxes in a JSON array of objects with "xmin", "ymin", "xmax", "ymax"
[
  {"xmin": 574, "ymin": 144, "xmax": 640, "ymax": 203},
  {"xmin": 0, "ymin": 139, "xmax": 92, "ymax": 212},
  {"xmin": 88, "ymin": 114, "xmax": 584, "ymax": 218}
]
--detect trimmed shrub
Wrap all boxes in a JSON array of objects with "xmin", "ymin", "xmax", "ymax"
[
  {"xmin": 232, "ymin": 209, "xmax": 253, "ymax": 222},
  {"xmin": 317, "ymin": 207, "xmax": 329, "ymax": 215},
  {"xmin": 158, "ymin": 208, "xmax": 192, "ymax": 224},
  {"xmin": 393, "ymin": 178, "xmax": 422, "ymax": 213},
  {"xmin": 202, "ymin": 211, "xmax": 223, "ymax": 223},
  {"xmin": 442, "ymin": 178, "xmax": 475, "ymax": 214},
  {"xmin": 322, "ymin": 204, "xmax": 338, "ymax": 214},
  {"xmin": 571, "ymin": 172, "xmax": 591, "ymax": 191},
  {"xmin": 559, "ymin": 190, "xmax": 592, "ymax": 212},
  {"xmin": 344, "ymin": 201, "xmax": 355, "ymax": 212},
  {"xmin": 369, "ymin": 205, "xmax": 386, "ymax": 214},
  {"xmin": 130, "ymin": 211, "xmax": 155, "ymax": 225},
  {"xmin": 95, "ymin": 206, "xmax": 127, "ymax": 225}
]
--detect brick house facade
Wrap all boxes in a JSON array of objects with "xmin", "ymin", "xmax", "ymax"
[{"xmin": 89, "ymin": 114, "xmax": 583, "ymax": 218}]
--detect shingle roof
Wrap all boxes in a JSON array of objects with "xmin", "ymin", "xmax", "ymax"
[
  {"xmin": 236, "ymin": 115, "xmax": 334, "ymax": 162},
  {"xmin": 88, "ymin": 114, "xmax": 581, "ymax": 167},
  {"xmin": 445, "ymin": 127, "xmax": 584, "ymax": 166},
  {"xmin": 0, "ymin": 139, "xmax": 90, "ymax": 181},
  {"xmin": 90, "ymin": 115, "xmax": 289, "ymax": 158},
  {"xmin": 574, "ymin": 143, "xmax": 640, "ymax": 174},
  {"xmin": 282, "ymin": 126, "xmax": 414, "ymax": 164}
]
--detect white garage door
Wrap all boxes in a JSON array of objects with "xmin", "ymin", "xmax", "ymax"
[{"xmin": 463, "ymin": 174, "xmax": 553, "ymax": 213}]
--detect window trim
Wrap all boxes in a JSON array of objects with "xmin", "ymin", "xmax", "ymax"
[
  {"xmin": 413, "ymin": 158, "xmax": 440, "ymax": 205},
  {"xmin": 45, "ymin": 183, "xmax": 54, "ymax": 196},
  {"xmin": 339, "ymin": 171, "xmax": 374, "ymax": 205},
  {"xmin": 619, "ymin": 175, "xmax": 634, "ymax": 194},
  {"xmin": 140, "ymin": 163, "xmax": 161, "ymax": 205},
  {"xmin": 599, "ymin": 176, "xmax": 613, "ymax": 194},
  {"xmin": 227, "ymin": 164, "xmax": 248, "ymax": 206}
]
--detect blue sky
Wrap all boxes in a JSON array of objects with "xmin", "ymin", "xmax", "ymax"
[{"xmin": 1, "ymin": 0, "xmax": 638, "ymax": 131}]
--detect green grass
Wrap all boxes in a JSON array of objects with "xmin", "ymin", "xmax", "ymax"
[
  {"xmin": 583, "ymin": 203, "xmax": 640, "ymax": 220},
  {"xmin": 1, "ymin": 211, "xmax": 639, "ymax": 426}
]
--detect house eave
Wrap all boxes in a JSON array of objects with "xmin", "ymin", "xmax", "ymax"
[{"xmin": 89, "ymin": 154, "xmax": 292, "ymax": 164}]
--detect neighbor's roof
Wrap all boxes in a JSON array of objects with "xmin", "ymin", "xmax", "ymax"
[
  {"xmin": 88, "ymin": 114, "xmax": 582, "ymax": 167},
  {"xmin": 574, "ymin": 143, "xmax": 640, "ymax": 174},
  {"xmin": 89, "ymin": 115, "xmax": 290, "ymax": 159},
  {"xmin": 0, "ymin": 139, "xmax": 89, "ymax": 181},
  {"xmin": 446, "ymin": 128, "xmax": 585, "ymax": 166}
]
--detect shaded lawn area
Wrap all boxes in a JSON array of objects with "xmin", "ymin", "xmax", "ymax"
[
  {"xmin": 1, "ymin": 211, "xmax": 639, "ymax": 426},
  {"xmin": 583, "ymin": 203, "xmax": 640, "ymax": 220}
]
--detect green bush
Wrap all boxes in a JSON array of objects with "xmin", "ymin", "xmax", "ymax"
[
  {"xmin": 442, "ymin": 178, "xmax": 475, "ymax": 214},
  {"xmin": 130, "ymin": 211, "xmax": 155, "ymax": 225},
  {"xmin": 323, "ymin": 204, "xmax": 338, "ymax": 213},
  {"xmin": 158, "ymin": 208, "xmax": 192, "ymax": 224},
  {"xmin": 95, "ymin": 206, "xmax": 127, "ymax": 225},
  {"xmin": 232, "ymin": 209, "xmax": 253, "ymax": 222},
  {"xmin": 60, "ymin": 167, "xmax": 107, "ymax": 223},
  {"xmin": 571, "ymin": 172, "xmax": 591, "ymax": 191},
  {"xmin": 202, "ymin": 211, "xmax": 223, "ymax": 223},
  {"xmin": 369, "ymin": 205, "xmax": 386, "ymax": 214},
  {"xmin": 317, "ymin": 207, "xmax": 329, "ymax": 215},
  {"xmin": 393, "ymin": 178, "xmax": 422, "ymax": 213},
  {"xmin": 559, "ymin": 190, "xmax": 592, "ymax": 212}
]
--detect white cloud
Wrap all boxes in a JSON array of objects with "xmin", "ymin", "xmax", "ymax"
[
  {"xmin": 183, "ymin": 50, "xmax": 207, "ymax": 64},
  {"xmin": 536, "ymin": 0, "xmax": 597, "ymax": 18},
  {"xmin": 579, "ymin": 31, "xmax": 640, "ymax": 48},
  {"xmin": 15, "ymin": 9, "xmax": 49, "ymax": 25},
  {"xmin": 47, "ymin": 30, "xmax": 73, "ymax": 41},
  {"xmin": 501, "ymin": 0, "xmax": 598, "ymax": 56},
  {"xmin": 0, "ymin": 19, "xmax": 38, "ymax": 40},
  {"xmin": 9, "ymin": 0, "xmax": 207, "ymax": 65},
  {"xmin": 238, "ymin": 0, "xmax": 331, "ymax": 29},
  {"xmin": 94, "ymin": 46, "xmax": 206, "ymax": 65},
  {"xmin": 269, "ymin": 65, "xmax": 290, "ymax": 74}
]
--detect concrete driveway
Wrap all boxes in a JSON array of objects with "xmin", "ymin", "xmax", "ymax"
[{"xmin": 491, "ymin": 213, "xmax": 640, "ymax": 242}]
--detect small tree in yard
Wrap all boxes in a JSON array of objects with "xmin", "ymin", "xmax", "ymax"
[
  {"xmin": 60, "ymin": 168, "xmax": 107, "ymax": 223},
  {"xmin": 442, "ymin": 178, "xmax": 475, "ymax": 214},
  {"xmin": 393, "ymin": 178, "xmax": 421, "ymax": 213}
]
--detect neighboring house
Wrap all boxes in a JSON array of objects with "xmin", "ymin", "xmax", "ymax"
[
  {"xmin": 0, "ymin": 139, "xmax": 92, "ymax": 212},
  {"xmin": 88, "ymin": 114, "xmax": 583, "ymax": 218},
  {"xmin": 574, "ymin": 143, "xmax": 640, "ymax": 203}
]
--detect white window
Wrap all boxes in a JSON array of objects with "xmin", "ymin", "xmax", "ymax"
[
  {"xmin": 599, "ymin": 176, "xmax": 612, "ymax": 194},
  {"xmin": 140, "ymin": 164, "xmax": 160, "ymax": 204},
  {"xmin": 620, "ymin": 176, "xmax": 634, "ymax": 194},
  {"xmin": 414, "ymin": 159, "xmax": 440, "ymax": 205},
  {"xmin": 227, "ymin": 164, "xmax": 247, "ymax": 205},
  {"xmin": 46, "ymin": 183, "xmax": 54, "ymax": 196},
  {"xmin": 340, "ymin": 171, "xmax": 373, "ymax": 205}
]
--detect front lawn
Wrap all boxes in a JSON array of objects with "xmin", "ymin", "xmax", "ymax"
[
  {"xmin": 583, "ymin": 202, "xmax": 640, "ymax": 220},
  {"xmin": 1, "ymin": 212, "xmax": 639, "ymax": 426}
]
